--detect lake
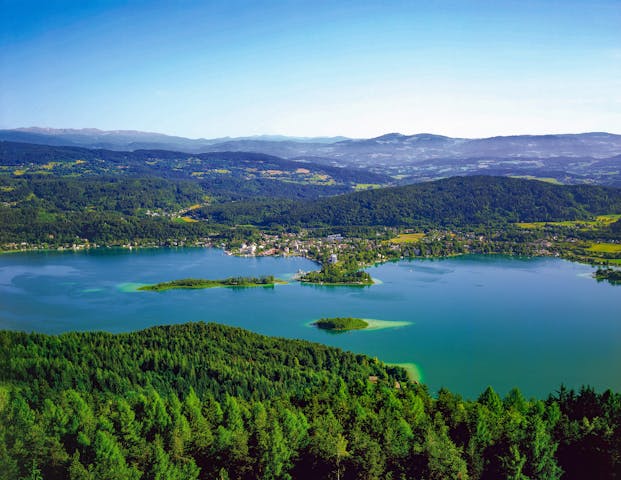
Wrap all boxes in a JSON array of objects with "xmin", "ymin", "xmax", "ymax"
[{"xmin": 1, "ymin": 248, "xmax": 619, "ymax": 399}]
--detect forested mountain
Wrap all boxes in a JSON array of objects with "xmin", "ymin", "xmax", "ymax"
[
  {"xmin": 3, "ymin": 174, "xmax": 621, "ymax": 247},
  {"xmin": 1, "ymin": 322, "xmax": 619, "ymax": 479},
  {"xmin": 0, "ymin": 175, "xmax": 223, "ymax": 246},
  {"xmin": 0, "ymin": 139, "xmax": 391, "ymax": 246},
  {"xmin": 199, "ymin": 176, "xmax": 621, "ymax": 228},
  {"xmin": 1, "ymin": 177, "xmax": 205, "ymax": 214},
  {"xmin": 0, "ymin": 141, "xmax": 391, "ymax": 198}
]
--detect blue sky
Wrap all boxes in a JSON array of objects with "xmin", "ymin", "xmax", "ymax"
[{"xmin": 1, "ymin": 0, "xmax": 620, "ymax": 138}]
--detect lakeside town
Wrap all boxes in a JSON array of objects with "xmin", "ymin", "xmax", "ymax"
[{"xmin": 3, "ymin": 216, "xmax": 620, "ymax": 286}]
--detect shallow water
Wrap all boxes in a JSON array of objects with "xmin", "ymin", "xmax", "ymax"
[{"xmin": 1, "ymin": 248, "xmax": 619, "ymax": 398}]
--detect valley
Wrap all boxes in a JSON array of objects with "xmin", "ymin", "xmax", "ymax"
[{"xmin": 1, "ymin": 135, "xmax": 620, "ymax": 480}]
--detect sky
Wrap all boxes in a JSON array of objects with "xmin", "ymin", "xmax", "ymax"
[{"xmin": 1, "ymin": 0, "xmax": 620, "ymax": 139}]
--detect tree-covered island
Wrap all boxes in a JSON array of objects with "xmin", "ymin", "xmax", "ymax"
[
  {"xmin": 313, "ymin": 317, "xmax": 369, "ymax": 331},
  {"xmin": 300, "ymin": 264, "xmax": 373, "ymax": 285},
  {"xmin": 594, "ymin": 267, "xmax": 621, "ymax": 285},
  {"xmin": 139, "ymin": 275, "xmax": 284, "ymax": 291}
]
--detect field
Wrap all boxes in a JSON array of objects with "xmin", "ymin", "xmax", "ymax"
[
  {"xmin": 559, "ymin": 240, "xmax": 621, "ymax": 265},
  {"xmin": 353, "ymin": 183, "xmax": 382, "ymax": 191},
  {"xmin": 510, "ymin": 175, "xmax": 564, "ymax": 185},
  {"xmin": 516, "ymin": 214, "xmax": 621, "ymax": 230},
  {"xmin": 387, "ymin": 232, "xmax": 426, "ymax": 243},
  {"xmin": 588, "ymin": 242, "xmax": 621, "ymax": 254}
]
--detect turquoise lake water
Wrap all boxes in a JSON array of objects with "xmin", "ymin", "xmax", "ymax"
[{"xmin": 1, "ymin": 248, "xmax": 619, "ymax": 398}]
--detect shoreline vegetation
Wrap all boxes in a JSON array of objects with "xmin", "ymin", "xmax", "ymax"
[
  {"xmin": 3, "ymin": 232, "xmax": 619, "ymax": 265},
  {"xmin": 4, "ymin": 235, "xmax": 621, "ymax": 289},
  {"xmin": 387, "ymin": 362, "xmax": 423, "ymax": 383},
  {"xmin": 6, "ymin": 239, "xmax": 621, "ymax": 288},
  {"xmin": 2, "ymin": 218, "xmax": 620, "ymax": 288},
  {"xmin": 138, "ymin": 275, "xmax": 285, "ymax": 291},
  {"xmin": 312, "ymin": 317, "xmax": 369, "ymax": 331}
]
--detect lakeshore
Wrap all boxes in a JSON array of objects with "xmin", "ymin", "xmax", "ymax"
[
  {"xmin": 4, "ymin": 218, "xmax": 620, "ymax": 287},
  {"xmin": 1, "ymin": 248, "xmax": 619, "ymax": 398}
]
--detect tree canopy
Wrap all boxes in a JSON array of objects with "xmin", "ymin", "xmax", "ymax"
[{"xmin": 1, "ymin": 322, "xmax": 619, "ymax": 479}]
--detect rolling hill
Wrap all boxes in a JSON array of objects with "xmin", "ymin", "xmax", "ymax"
[
  {"xmin": 3, "ymin": 128, "xmax": 620, "ymax": 186},
  {"xmin": 199, "ymin": 176, "xmax": 621, "ymax": 228},
  {"xmin": 0, "ymin": 141, "xmax": 391, "ymax": 199}
]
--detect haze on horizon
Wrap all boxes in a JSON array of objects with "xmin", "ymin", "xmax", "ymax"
[{"xmin": 1, "ymin": 0, "xmax": 620, "ymax": 139}]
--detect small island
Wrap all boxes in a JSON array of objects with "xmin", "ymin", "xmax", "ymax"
[
  {"xmin": 139, "ymin": 275, "xmax": 285, "ymax": 291},
  {"xmin": 300, "ymin": 265, "xmax": 374, "ymax": 286},
  {"xmin": 313, "ymin": 317, "xmax": 369, "ymax": 331},
  {"xmin": 594, "ymin": 267, "xmax": 621, "ymax": 285}
]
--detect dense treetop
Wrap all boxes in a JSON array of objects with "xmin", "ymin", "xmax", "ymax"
[
  {"xmin": 0, "ymin": 322, "xmax": 399, "ymax": 402},
  {"xmin": 313, "ymin": 318, "xmax": 369, "ymax": 331},
  {"xmin": 3, "ymin": 174, "xmax": 620, "ymax": 250},
  {"xmin": 1, "ymin": 322, "xmax": 619, "ymax": 479},
  {"xmin": 214, "ymin": 176, "xmax": 621, "ymax": 228},
  {"xmin": 0, "ymin": 141, "xmax": 390, "ymax": 198}
]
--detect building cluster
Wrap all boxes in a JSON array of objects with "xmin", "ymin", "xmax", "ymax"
[{"xmin": 231, "ymin": 231, "xmax": 353, "ymax": 262}]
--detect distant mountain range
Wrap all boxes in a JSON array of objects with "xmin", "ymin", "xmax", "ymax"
[
  {"xmin": 0, "ymin": 128, "xmax": 348, "ymax": 152},
  {"xmin": 1, "ymin": 128, "xmax": 620, "ymax": 186},
  {"xmin": 202, "ymin": 132, "xmax": 621, "ymax": 183},
  {"xmin": 3, "ymin": 128, "xmax": 620, "ymax": 159}
]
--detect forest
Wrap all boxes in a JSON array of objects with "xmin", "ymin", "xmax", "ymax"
[
  {"xmin": 3, "ymin": 172, "xmax": 621, "ymax": 251},
  {"xmin": 139, "ymin": 276, "xmax": 280, "ymax": 291},
  {"xmin": 300, "ymin": 264, "xmax": 374, "ymax": 285},
  {"xmin": 198, "ymin": 176, "xmax": 621, "ymax": 229},
  {"xmin": 0, "ymin": 206, "xmax": 214, "ymax": 247},
  {"xmin": 1, "ymin": 322, "xmax": 619, "ymax": 480},
  {"xmin": 594, "ymin": 267, "xmax": 621, "ymax": 284},
  {"xmin": 0, "ymin": 175, "xmax": 219, "ymax": 246},
  {"xmin": 0, "ymin": 141, "xmax": 389, "ymax": 199},
  {"xmin": 313, "ymin": 318, "xmax": 369, "ymax": 331}
]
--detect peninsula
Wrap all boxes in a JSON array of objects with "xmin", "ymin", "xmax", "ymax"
[{"xmin": 138, "ymin": 275, "xmax": 285, "ymax": 291}]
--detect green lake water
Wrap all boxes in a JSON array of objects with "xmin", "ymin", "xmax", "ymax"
[{"xmin": 1, "ymin": 248, "xmax": 619, "ymax": 398}]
